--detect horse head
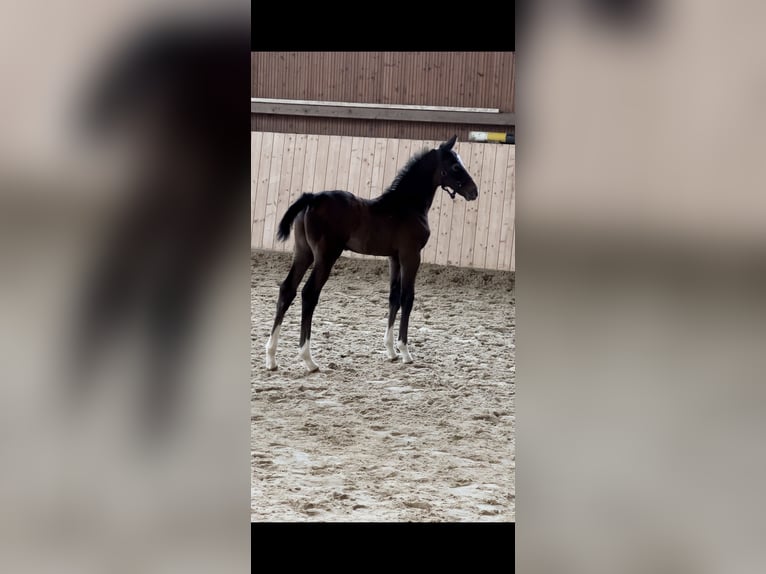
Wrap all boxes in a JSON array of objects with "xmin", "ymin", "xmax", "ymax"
[{"xmin": 436, "ymin": 135, "xmax": 478, "ymax": 201}]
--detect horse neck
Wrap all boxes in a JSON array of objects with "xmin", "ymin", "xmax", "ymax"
[{"xmin": 386, "ymin": 157, "xmax": 439, "ymax": 214}]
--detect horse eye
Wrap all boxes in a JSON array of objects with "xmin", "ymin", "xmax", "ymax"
[{"xmin": 451, "ymin": 164, "xmax": 461, "ymax": 172}]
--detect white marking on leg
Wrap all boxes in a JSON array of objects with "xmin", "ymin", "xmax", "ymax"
[
  {"xmin": 397, "ymin": 340, "xmax": 413, "ymax": 364},
  {"xmin": 299, "ymin": 340, "xmax": 319, "ymax": 372},
  {"xmin": 265, "ymin": 324, "xmax": 281, "ymax": 370},
  {"xmin": 384, "ymin": 326, "xmax": 397, "ymax": 360}
]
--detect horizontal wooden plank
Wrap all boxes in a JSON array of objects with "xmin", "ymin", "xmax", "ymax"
[
  {"xmin": 251, "ymin": 97, "xmax": 500, "ymax": 113},
  {"xmin": 251, "ymin": 102, "xmax": 515, "ymax": 126}
]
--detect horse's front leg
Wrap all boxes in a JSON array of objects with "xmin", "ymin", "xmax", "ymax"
[
  {"xmin": 384, "ymin": 255, "xmax": 401, "ymax": 360},
  {"xmin": 396, "ymin": 252, "xmax": 421, "ymax": 364}
]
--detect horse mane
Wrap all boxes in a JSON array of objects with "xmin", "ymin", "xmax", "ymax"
[{"xmin": 381, "ymin": 147, "xmax": 433, "ymax": 197}]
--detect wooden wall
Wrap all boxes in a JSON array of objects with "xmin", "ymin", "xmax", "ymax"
[
  {"xmin": 251, "ymin": 132, "xmax": 515, "ymax": 272},
  {"xmin": 251, "ymin": 52, "xmax": 515, "ymax": 141}
]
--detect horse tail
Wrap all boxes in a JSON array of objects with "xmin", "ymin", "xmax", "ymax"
[{"xmin": 276, "ymin": 193, "xmax": 315, "ymax": 241}]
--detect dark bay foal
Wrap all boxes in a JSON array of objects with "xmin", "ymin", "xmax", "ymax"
[{"xmin": 265, "ymin": 135, "xmax": 478, "ymax": 372}]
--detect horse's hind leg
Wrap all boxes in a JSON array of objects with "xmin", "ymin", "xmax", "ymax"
[
  {"xmin": 265, "ymin": 228, "xmax": 314, "ymax": 370},
  {"xmin": 384, "ymin": 255, "xmax": 401, "ymax": 360},
  {"xmin": 298, "ymin": 244, "xmax": 342, "ymax": 372}
]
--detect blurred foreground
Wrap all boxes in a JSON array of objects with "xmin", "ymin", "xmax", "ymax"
[
  {"xmin": 519, "ymin": 1, "xmax": 766, "ymax": 573},
  {"xmin": 0, "ymin": 2, "xmax": 249, "ymax": 572}
]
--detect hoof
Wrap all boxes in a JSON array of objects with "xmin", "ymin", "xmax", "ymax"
[
  {"xmin": 396, "ymin": 341, "xmax": 413, "ymax": 364},
  {"xmin": 265, "ymin": 356, "xmax": 278, "ymax": 371},
  {"xmin": 301, "ymin": 354, "xmax": 320, "ymax": 373},
  {"xmin": 299, "ymin": 342, "xmax": 319, "ymax": 373}
]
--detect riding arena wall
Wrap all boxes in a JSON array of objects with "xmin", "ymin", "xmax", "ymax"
[
  {"xmin": 251, "ymin": 132, "xmax": 515, "ymax": 272},
  {"xmin": 250, "ymin": 52, "xmax": 515, "ymax": 271}
]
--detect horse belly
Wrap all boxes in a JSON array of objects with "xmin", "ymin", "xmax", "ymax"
[{"xmin": 345, "ymin": 234, "xmax": 395, "ymax": 256}]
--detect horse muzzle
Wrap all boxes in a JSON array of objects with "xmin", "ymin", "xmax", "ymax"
[
  {"xmin": 461, "ymin": 184, "xmax": 478, "ymax": 201},
  {"xmin": 442, "ymin": 182, "xmax": 478, "ymax": 201}
]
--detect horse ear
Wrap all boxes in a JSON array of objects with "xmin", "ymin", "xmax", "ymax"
[{"xmin": 440, "ymin": 135, "xmax": 457, "ymax": 151}]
